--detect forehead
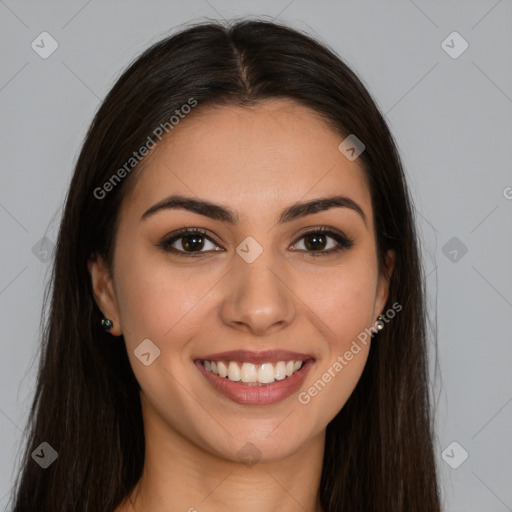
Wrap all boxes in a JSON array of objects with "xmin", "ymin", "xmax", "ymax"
[{"xmin": 119, "ymin": 99, "xmax": 373, "ymax": 226}]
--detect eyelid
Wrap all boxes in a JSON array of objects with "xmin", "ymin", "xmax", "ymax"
[
  {"xmin": 292, "ymin": 225, "xmax": 348, "ymax": 241},
  {"xmin": 158, "ymin": 227, "xmax": 221, "ymax": 254},
  {"xmin": 290, "ymin": 226, "xmax": 354, "ymax": 257},
  {"xmin": 158, "ymin": 226, "xmax": 354, "ymax": 256}
]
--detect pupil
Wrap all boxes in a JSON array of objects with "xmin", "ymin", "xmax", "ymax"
[
  {"xmin": 183, "ymin": 235, "xmax": 204, "ymax": 251},
  {"xmin": 305, "ymin": 234, "xmax": 325, "ymax": 251},
  {"xmin": 180, "ymin": 233, "xmax": 327, "ymax": 252}
]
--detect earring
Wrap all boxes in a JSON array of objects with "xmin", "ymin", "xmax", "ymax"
[
  {"xmin": 375, "ymin": 315, "xmax": 385, "ymax": 331},
  {"xmin": 101, "ymin": 318, "xmax": 113, "ymax": 331}
]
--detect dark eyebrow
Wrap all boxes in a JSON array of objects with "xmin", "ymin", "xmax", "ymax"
[{"xmin": 140, "ymin": 194, "xmax": 367, "ymax": 227}]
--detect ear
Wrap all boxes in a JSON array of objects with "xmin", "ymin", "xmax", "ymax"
[
  {"xmin": 373, "ymin": 249, "xmax": 395, "ymax": 321},
  {"xmin": 87, "ymin": 253, "xmax": 123, "ymax": 336}
]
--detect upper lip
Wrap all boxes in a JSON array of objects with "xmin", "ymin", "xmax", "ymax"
[{"xmin": 195, "ymin": 350, "xmax": 315, "ymax": 364}]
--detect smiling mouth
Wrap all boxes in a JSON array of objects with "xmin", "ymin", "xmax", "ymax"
[{"xmin": 198, "ymin": 358, "xmax": 313, "ymax": 386}]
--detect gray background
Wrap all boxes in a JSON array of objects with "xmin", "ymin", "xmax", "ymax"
[{"xmin": 1, "ymin": 1, "xmax": 511, "ymax": 510}]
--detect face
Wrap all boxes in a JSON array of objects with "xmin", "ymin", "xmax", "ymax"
[{"xmin": 89, "ymin": 98, "xmax": 394, "ymax": 463}]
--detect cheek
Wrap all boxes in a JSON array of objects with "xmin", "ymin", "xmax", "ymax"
[
  {"xmin": 295, "ymin": 261, "xmax": 378, "ymax": 338},
  {"xmin": 116, "ymin": 267, "xmax": 212, "ymax": 343},
  {"xmin": 299, "ymin": 281, "xmax": 373, "ymax": 424},
  {"xmin": 293, "ymin": 262, "xmax": 375, "ymax": 417},
  {"xmin": 112, "ymin": 241, "xmax": 200, "ymax": 343},
  {"xmin": 306, "ymin": 345, "xmax": 370, "ymax": 427},
  {"xmin": 115, "ymin": 241, "xmax": 378, "ymax": 346}
]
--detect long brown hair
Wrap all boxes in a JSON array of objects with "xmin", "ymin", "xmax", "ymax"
[{"xmin": 9, "ymin": 18, "xmax": 441, "ymax": 511}]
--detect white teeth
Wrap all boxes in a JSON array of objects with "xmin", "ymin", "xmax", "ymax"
[
  {"xmin": 274, "ymin": 361, "xmax": 287, "ymax": 380},
  {"xmin": 257, "ymin": 363, "xmax": 275, "ymax": 384},
  {"xmin": 217, "ymin": 361, "xmax": 228, "ymax": 378},
  {"xmin": 202, "ymin": 359, "xmax": 308, "ymax": 385},
  {"xmin": 240, "ymin": 362, "xmax": 258, "ymax": 383},
  {"xmin": 228, "ymin": 361, "xmax": 241, "ymax": 381}
]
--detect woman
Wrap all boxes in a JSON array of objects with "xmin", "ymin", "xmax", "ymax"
[{"xmin": 9, "ymin": 19, "xmax": 441, "ymax": 511}]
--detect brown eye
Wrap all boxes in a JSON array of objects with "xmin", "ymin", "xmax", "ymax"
[
  {"xmin": 158, "ymin": 226, "xmax": 354, "ymax": 259},
  {"xmin": 159, "ymin": 228, "xmax": 222, "ymax": 257},
  {"xmin": 180, "ymin": 233, "xmax": 206, "ymax": 252},
  {"xmin": 303, "ymin": 232, "xmax": 329, "ymax": 251},
  {"xmin": 291, "ymin": 228, "xmax": 354, "ymax": 257}
]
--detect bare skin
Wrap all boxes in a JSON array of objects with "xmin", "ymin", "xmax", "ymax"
[{"xmin": 88, "ymin": 98, "xmax": 394, "ymax": 512}]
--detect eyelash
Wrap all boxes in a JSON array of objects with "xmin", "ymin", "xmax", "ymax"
[{"xmin": 157, "ymin": 227, "xmax": 354, "ymax": 258}]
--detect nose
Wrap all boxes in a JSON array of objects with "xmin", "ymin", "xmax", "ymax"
[{"xmin": 219, "ymin": 250, "xmax": 296, "ymax": 336}]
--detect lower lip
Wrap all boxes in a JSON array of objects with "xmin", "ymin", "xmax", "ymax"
[{"xmin": 194, "ymin": 359, "xmax": 315, "ymax": 406}]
